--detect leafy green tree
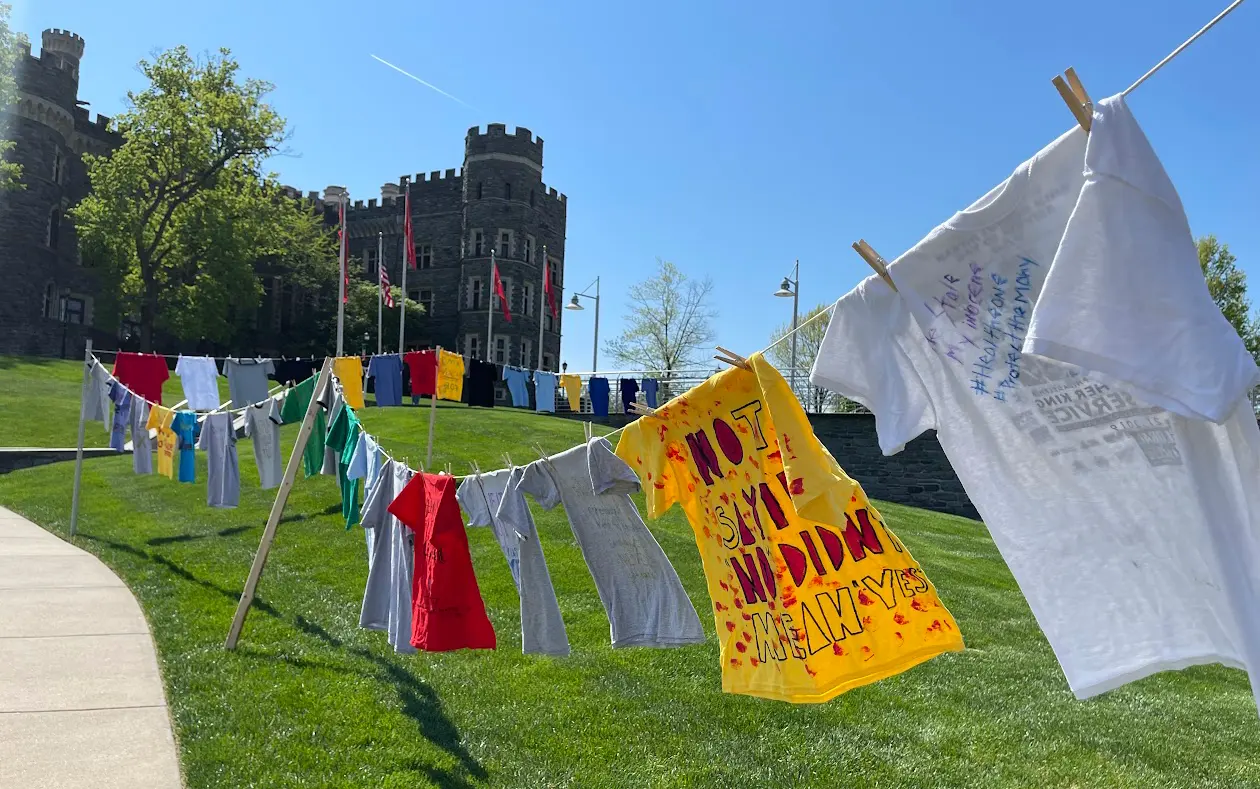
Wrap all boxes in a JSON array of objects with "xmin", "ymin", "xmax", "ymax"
[
  {"xmin": 605, "ymin": 259, "xmax": 716, "ymax": 374},
  {"xmin": 0, "ymin": 4, "xmax": 27, "ymax": 190},
  {"xmin": 339, "ymin": 278, "xmax": 427, "ymax": 356},
  {"xmin": 1199, "ymin": 235, "xmax": 1260, "ymax": 363},
  {"xmin": 72, "ymin": 46, "xmax": 312, "ymax": 350},
  {"xmin": 767, "ymin": 303, "xmax": 862, "ymax": 413}
]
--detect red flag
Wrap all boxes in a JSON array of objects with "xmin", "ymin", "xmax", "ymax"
[
  {"xmin": 338, "ymin": 199, "xmax": 349, "ymax": 304},
  {"xmin": 380, "ymin": 263, "xmax": 395, "ymax": 308},
  {"xmin": 543, "ymin": 256, "xmax": 558, "ymax": 318},
  {"xmin": 403, "ymin": 189, "xmax": 416, "ymax": 269},
  {"xmin": 493, "ymin": 261, "xmax": 511, "ymax": 322}
]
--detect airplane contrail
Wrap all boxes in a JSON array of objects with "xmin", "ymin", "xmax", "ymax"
[{"xmin": 370, "ymin": 54, "xmax": 477, "ymax": 110}]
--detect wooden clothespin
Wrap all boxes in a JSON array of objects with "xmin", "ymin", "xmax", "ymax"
[
  {"xmin": 443, "ymin": 462, "xmax": 453, "ymax": 476},
  {"xmin": 534, "ymin": 444, "xmax": 549, "ymax": 463},
  {"xmin": 851, "ymin": 240, "xmax": 898, "ymax": 292},
  {"xmin": 1052, "ymin": 67, "xmax": 1093, "ymax": 132},
  {"xmin": 583, "ymin": 422, "xmax": 592, "ymax": 442},
  {"xmin": 714, "ymin": 346, "xmax": 752, "ymax": 371},
  {"xmin": 628, "ymin": 401, "xmax": 656, "ymax": 417},
  {"xmin": 469, "ymin": 460, "xmax": 481, "ymax": 476},
  {"xmin": 501, "ymin": 452, "xmax": 513, "ymax": 469}
]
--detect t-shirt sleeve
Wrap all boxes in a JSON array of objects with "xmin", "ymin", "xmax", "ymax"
[
  {"xmin": 386, "ymin": 473, "xmax": 425, "ymax": 531},
  {"xmin": 243, "ymin": 408, "xmax": 255, "ymax": 437},
  {"xmin": 359, "ymin": 461, "xmax": 392, "ymax": 529},
  {"xmin": 588, "ymin": 437, "xmax": 641, "ymax": 496},
  {"xmin": 809, "ymin": 276, "xmax": 936, "ymax": 455},
  {"xmin": 266, "ymin": 398, "xmax": 281, "ymax": 425},
  {"xmin": 1026, "ymin": 94, "xmax": 1259, "ymax": 423},
  {"xmin": 263, "ymin": 359, "xmax": 275, "ymax": 376},
  {"xmin": 752, "ymin": 353, "xmax": 859, "ymax": 523},
  {"xmin": 366, "ymin": 356, "xmax": 379, "ymax": 378},
  {"xmin": 195, "ymin": 418, "xmax": 209, "ymax": 450},
  {"xmin": 346, "ymin": 433, "xmax": 368, "ymax": 480},
  {"xmin": 518, "ymin": 461, "xmax": 562, "ymax": 510},
  {"xmin": 455, "ymin": 477, "xmax": 491, "ymax": 526},
  {"xmin": 613, "ymin": 420, "xmax": 679, "ymax": 519}
]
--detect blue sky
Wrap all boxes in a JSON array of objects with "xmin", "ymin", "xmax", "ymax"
[{"xmin": 18, "ymin": 0, "xmax": 1260, "ymax": 370}]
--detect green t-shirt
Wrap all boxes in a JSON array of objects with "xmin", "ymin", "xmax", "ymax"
[
  {"xmin": 325, "ymin": 404, "xmax": 362, "ymax": 529},
  {"xmin": 279, "ymin": 376, "xmax": 326, "ymax": 479}
]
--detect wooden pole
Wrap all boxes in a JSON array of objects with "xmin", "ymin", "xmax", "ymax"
[
  {"xmin": 225, "ymin": 358, "xmax": 335, "ymax": 650},
  {"xmin": 69, "ymin": 338, "xmax": 92, "ymax": 537},
  {"xmin": 426, "ymin": 346, "xmax": 440, "ymax": 468}
]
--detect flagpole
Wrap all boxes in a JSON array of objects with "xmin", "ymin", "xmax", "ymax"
[
  {"xmin": 376, "ymin": 232, "xmax": 384, "ymax": 357},
  {"xmin": 336, "ymin": 195, "xmax": 346, "ymax": 358},
  {"xmin": 538, "ymin": 246, "xmax": 548, "ymax": 371},
  {"xmin": 486, "ymin": 250, "xmax": 495, "ymax": 362},
  {"xmin": 399, "ymin": 188, "xmax": 410, "ymax": 354}
]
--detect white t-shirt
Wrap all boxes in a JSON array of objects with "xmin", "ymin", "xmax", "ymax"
[
  {"xmin": 460, "ymin": 468, "xmax": 570, "ymax": 657},
  {"xmin": 243, "ymin": 398, "xmax": 283, "ymax": 489},
  {"xmin": 811, "ymin": 96, "xmax": 1260, "ymax": 707},
  {"xmin": 518, "ymin": 438, "xmax": 705, "ymax": 649},
  {"xmin": 175, "ymin": 356, "xmax": 221, "ymax": 410}
]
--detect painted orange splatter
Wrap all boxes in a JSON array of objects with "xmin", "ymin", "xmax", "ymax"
[
  {"xmin": 748, "ymin": 457, "xmax": 760, "ymax": 469},
  {"xmin": 741, "ymin": 613, "xmax": 752, "ymax": 621},
  {"xmin": 742, "ymin": 632, "xmax": 752, "ymax": 643},
  {"xmin": 893, "ymin": 613, "xmax": 909, "ymax": 625},
  {"xmin": 718, "ymin": 580, "xmax": 729, "ymax": 591},
  {"xmin": 750, "ymin": 657, "xmax": 760, "ymax": 667},
  {"xmin": 725, "ymin": 621, "xmax": 736, "ymax": 632},
  {"xmin": 665, "ymin": 445, "xmax": 684, "ymax": 462},
  {"xmin": 910, "ymin": 599, "xmax": 927, "ymax": 612},
  {"xmin": 832, "ymin": 643, "xmax": 845, "ymax": 656},
  {"xmin": 862, "ymin": 616, "xmax": 873, "ymax": 626},
  {"xmin": 894, "ymin": 632, "xmax": 904, "ymax": 641},
  {"xmin": 733, "ymin": 598, "xmax": 744, "ymax": 610},
  {"xmin": 857, "ymin": 590, "xmax": 875, "ymax": 606},
  {"xmin": 702, "ymin": 526, "xmax": 711, "ymax": 538},
  {"xmin": 782, "ymin": 594, "xmax": 797, "ymax": 609},
  {"xmin": 927, "ymin": 620, "xmax": 943, "ymax": 633},
  {"xmin": 730, "ymin": 658, "xmax": 742, "ymax": 668},
  {"xmin": 653, "ymin": 481, "xmax": 666, "ymax": 490},
  {"xmin": 657, "ymin": 424, "xmax": 669, "ymax": 442},
  {"xmin": 767, "ymin": 450, "xmax": 782, "ymax": 462},
  {"xmin": 714, "ymin": 602, "xmax": 728, "ymax": 612},
  {"xmin": 735, "ymin": 641, "xmax": 747, "ymax": 653},
  {"xmin": 789, "ymin": 478, "xmax": 805, "ymax": 495}
]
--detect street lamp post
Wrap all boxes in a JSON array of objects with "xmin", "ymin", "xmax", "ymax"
[
  {"xmin": 565, "ymin": 276, "xmax": 600, "ymax": 373},
  {"xmin": 773, "ymin": 260, "xmax": 800, "ymax": 393}
]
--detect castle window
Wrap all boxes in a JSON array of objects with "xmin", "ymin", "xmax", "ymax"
[
  {"xmin": 498, "ymin": 230, "xmax": 513, "ymax": 258},
  {"xmin": 544, "ymin": 311, "xmax": 555, "ymax": 332},
  {"xmin": 465, "ymin": 334, "xmax": 481, "ymax": 360},
  {"xmin": 62, "ymin": 296, "xmax": 85, "ymax": 325},
  {"xmin": 52, "ymin": 149, "xmax": 64, "ymax": 184},
  {"xmin": 523, "ymin": 236, "xmax": 534, "ymax": 264},
  {"xmin": 472, "ymin": 230, "xmax": 485, "ymax": 257},
  {"xmin": 542, "ymin": 352, "xmax": 554, "ymax": 372},
  {"xmin": 468, "ymin": 277, "xmax": 484, "ymax": 310},
  {"xmin": 524, "ymin": 282, "xmax": 535, "ymax": 317},
  {"xmin": 529, "ymin": 189, "xmax": 535, "ymax": 207},
  {"xmin": 363, "ymin": 247, "xmax": 376, "ymax": 276},
  {"xmin": 504, "ymin": 182, "xmax": 511, "ymax": 200},
  {"xmin": 415, "ymin": 288, "xmax": 434, "ymax": 315},
  {"xmin": 417, "ymin": 244, "xmax": 432, "ymax": 269},
  {"xmin": 42, "ymin": 283, "xmax": 57, "ymax": 319},
  {"xmin": 46, "ymin": 209, "xmax": 61, "ymax": 249},
  {"xmin": 520, "ymin": 338, "xmax": 533, "ymax": 369},
  {"xmin": 494, "ymin": 336, "xmax": 507, "ymax": 365},
  {"xmin": 549, "ymin": 261, "xmax": 561, "ymax": 287},
  {"xmin": 476, "ymin": 182, "xmax": 483, "ymax": 200}
]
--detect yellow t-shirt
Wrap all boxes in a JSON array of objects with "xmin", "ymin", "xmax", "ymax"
[
  {"xmin": 615, "ymin": 352, "xmax": 963, "ymax": 703},
  {"xmin": 437, "ymin": 351, "xmax": 465, "ymax": 402},
  {"xmin": 333, "ymin": 357, "xmax": 365, "ymax": 409},
  {"xmin": 559, "ymin": 374, "xmax": 583, "ymax": 411},
  {"xmin": 146, "ymin": 405, "xmax": 177, "ymax": 480}
]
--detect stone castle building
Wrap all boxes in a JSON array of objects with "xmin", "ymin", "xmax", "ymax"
[
  {"xmin": 308, "ymin": 122, "xmax": 567, "ymax": 371},
  {"xmin": 1, "ymin": 28, "xmax": 567, "ymax": 367},
  {"xmin": 0, "ymin": 29, "xmax": 121, "ymax": 357}
]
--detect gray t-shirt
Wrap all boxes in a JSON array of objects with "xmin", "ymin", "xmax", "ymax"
[
  {"xmin": 222, "ymin": 358, "xmax": 275, "ymax": 410},
  {"xmin": 459, "ymin": 469, "xmax": 570, "ymax": 657},
  {"xmin": 85, "ymin": 361, "xmax": 111, "ymax": 425},
  {"xmin": 316, "ymin": 376, "xmax": 344, "ymax": 476},
  {"xmin": 196, "ymin": 412, "xmax": 240, "ymax": 508},
  {"xmin": 243, "ymin": 398, "xmax": 283, "ymax": 489},
  {"xmin": 131, "ymin": 399, "xmax": 153, "ymax": 475},
  {"xmin": 519, "ymin": 438, "xmax": 704, "ymax": 649},
  {"xmin": 358, "ymin": 460, "xmax": 417, "ymax": 655}
]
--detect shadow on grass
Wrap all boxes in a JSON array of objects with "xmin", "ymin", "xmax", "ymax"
[
  {"xmin": 0, "ymin": 356, "xmax": 61, "ymax": 370},
  {"xmin": 79, "ymin": 531, "xmax": 487, "ymax": 785},
  {"xmin": 145, "ymin": 524, "xmax": 254, "ymax": 546}
]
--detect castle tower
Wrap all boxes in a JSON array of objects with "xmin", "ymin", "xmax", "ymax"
[
  {"xmin": 0, "ymin": 29, "xmax": 117, "ymax": 356},
  {"xmin": 457, "ymin": 124, "xmax": 567, "ymax": 371}
]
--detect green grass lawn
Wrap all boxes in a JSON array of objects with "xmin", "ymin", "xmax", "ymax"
[{"xmin": 1, "ymin": 358, "xmax": 1258, "ymax": 787}]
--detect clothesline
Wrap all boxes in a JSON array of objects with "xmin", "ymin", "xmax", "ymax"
[{"xmin": 91, "ymin": 354, "xmax": 292, "ymax": 418}]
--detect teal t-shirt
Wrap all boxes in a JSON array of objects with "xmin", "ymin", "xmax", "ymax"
[{"xmin": 173, "ymin": 411, "xmax": 197, "ymax": 483}]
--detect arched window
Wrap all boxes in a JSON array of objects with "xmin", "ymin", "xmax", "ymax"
[
  {"xmin": 47, "ymin": 209, "xmax": 61, "ymax": 249},
  {"xmin": 52, "ymin": 149, "xmax": 64, "ymax": 183}
]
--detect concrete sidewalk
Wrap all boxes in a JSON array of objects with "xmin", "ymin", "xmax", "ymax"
[{"xmin": 0, "ymin": 506, "xmax": 182, "ymax": 789}]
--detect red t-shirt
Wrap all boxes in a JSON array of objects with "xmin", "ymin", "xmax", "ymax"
[
  {"xmin": 387, "ymin": 472, "xmax": 496, "ymax": 652},
  {"xmin": 404, "ymin": 350, "xmax": 438, "ymax": 397},
  {"xmin": 112, "ymin": 352, "xmax": 170, "ymax": 405}
]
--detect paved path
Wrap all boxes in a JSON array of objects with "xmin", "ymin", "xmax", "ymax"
[{"xmin": 0, "ymin": 506, "xmax": 182, "ymax": 789}]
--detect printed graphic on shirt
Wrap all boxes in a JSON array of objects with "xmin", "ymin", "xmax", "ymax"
[
  {"xmin": 616, "ymin": 354, "xmax": 962, "ymax": 703},
  {"xmin": 437, "ymin": 351, "xmax": 466, "ymax": 402}
]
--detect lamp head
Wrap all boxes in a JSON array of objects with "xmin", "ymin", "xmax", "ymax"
[
  {"xmin": 565, "ymin": 294, "xmax": 584, "ymax": 311},
  {"xmin": 773, "ymin": 278, "xmax": 794, "ymax": 298}
]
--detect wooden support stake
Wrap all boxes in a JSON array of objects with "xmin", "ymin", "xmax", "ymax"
[
  {"xmin": 225, "ymin": 357, "xmax": 335, "ymax": 650},
  {"xmin": 426, "ymin": 346, "xmax": 440, "ymax": 469},
  {"xmin": 69, "ymin": 338, "xmax": 92, "ymax": 537}
]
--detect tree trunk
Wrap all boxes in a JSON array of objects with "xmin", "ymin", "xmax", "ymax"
[{"xmin": 139, "ymin": 279, "xmax": 158, "ymax": 353}]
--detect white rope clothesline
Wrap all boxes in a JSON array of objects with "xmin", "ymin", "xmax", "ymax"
[{"xmin": 90, "ymin": 354, "xmax": 292, "ymax": 418}]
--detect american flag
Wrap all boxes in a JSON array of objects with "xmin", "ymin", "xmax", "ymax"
[{"xmin": 380, "ymin": 263, "xmax": 395, "ymax": 308}]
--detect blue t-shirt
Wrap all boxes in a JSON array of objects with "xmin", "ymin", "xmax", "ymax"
[
  {"xmin": 588, "ymin": 376, "xmax": 610, "ymax": 417},
  {"xmin": 108, "ymin": 381, "xmax": 131, "ymax": 451},
  {"xmin": 533, "ymin": 371, "xmax": 557, "ymax": 413},
  {"xmin": 367, "ymin": 354, "xmax": 404, "ymax": 407},
  {"xmin": 503, "ymin": 366, "xmax": 530, "ymax": 407},
  {"xmin": 642, "ymin": 377, "xmax": 659, "ymax": 408},
  {"xmin": 173, "ymin": 411, "xmax": 198, "ymax": 483}
]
